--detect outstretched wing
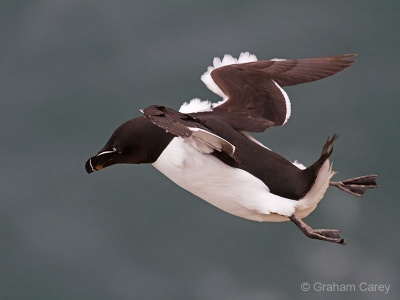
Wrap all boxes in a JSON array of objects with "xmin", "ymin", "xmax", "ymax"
[
  {"xmin": 200, "ymin": 53, "xmax": 356, "ymax": 132},
  {"xmin": 142, "ymin": 105, "xmax": 237, "ymax": 159}
]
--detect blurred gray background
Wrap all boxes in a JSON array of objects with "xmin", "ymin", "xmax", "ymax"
[{"xmin": 1, "ymin": 1, "xmax": 399, "ymax": 299}]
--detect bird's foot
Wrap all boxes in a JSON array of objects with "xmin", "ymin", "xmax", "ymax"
[
  {"xmin": 311, "ymin": 229, "xmax": 347, "ymax": 245},
  {"xmin": 330, "ymin": 174, "xmax": 378, "ymax": 197},
  {"xmin": 289, "ymin": 214, "xmax": 346, "ymax": 245}
]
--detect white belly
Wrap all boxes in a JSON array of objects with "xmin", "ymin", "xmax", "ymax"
[{"xmin": 152, "ymin": 138, "xmax": 323, "ymax": 222}]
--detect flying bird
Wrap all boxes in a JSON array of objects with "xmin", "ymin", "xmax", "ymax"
[{"xmin": 85, "ymin": 52, "xmax": 378, "ymax": 245}]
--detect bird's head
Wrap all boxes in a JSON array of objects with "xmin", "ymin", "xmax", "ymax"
[{"xmin": 85, "ymin": 116, "xmax": 173, "ymax": 174}]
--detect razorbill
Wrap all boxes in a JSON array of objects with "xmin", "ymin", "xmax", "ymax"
[{"xmin": 85, "ymin": 52, "xmax": 378, "ymax": 245}]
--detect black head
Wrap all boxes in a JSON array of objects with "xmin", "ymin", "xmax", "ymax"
[{"xmin": 85, "ymin": 116, "xmax": 173, "ymax": 174}]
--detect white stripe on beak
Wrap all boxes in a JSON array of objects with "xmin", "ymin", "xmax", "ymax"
[{"xmin": 97, "ymin": 148, "xmax": 117, "ymax": 157}]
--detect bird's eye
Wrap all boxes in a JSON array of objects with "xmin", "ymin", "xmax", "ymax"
[{"xmin": 114, "ymin": 147, "xmax": 123, "ymax": 154}]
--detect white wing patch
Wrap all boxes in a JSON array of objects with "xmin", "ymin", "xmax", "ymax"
[
  {"xmin": 179, "ymin": 98, "xmax": 213, "ymax": 113},
  {"xmin": 186, "ymin": 127, "xmax": 236, "ymax": 156},
  {"xmin": 292, "ymin": 160, "xmax": 306, "ymax": 170},
  {"xmin": 272, "ymin": 79, "xmax": 291, "ymax": 125},
  {"xmin": 201, "ymin": 52, "xmax": 258, "ymax": 107},
  {"xmin": 180, "ymin": 53, "xmax": 291, "ymax": 125}
]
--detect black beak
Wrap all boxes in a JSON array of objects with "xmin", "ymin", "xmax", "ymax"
[
  {"xmin": 85, "ymin": 149, "xmax": 118, "ymax": 174},
  {"xmin": 85, "ymin": 156, "xmax": 98, "ymax": 174}
]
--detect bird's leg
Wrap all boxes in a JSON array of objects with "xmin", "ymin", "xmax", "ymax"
[
  {"xmin": 330, "ymin": 174, "xmax": 378, "ymax": 197},
  {"xmin": 289, "ymin": 214, "xmax": 346, "ymax": 245}
]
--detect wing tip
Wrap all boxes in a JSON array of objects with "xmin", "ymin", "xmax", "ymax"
[{"xmin": 322, "ymin": 53, "xmax": 358, "ymax": 65}]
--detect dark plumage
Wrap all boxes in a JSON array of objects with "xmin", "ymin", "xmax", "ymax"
[{"xmin": 86, "ymin": 52, "xmax": 378, "ymax": 245}]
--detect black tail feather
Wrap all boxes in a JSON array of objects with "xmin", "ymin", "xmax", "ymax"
[
  {"xmin": 319, "ymin": 134, "xmax": 338, "ymax": 163},
  {"xmin": 307, "ymin": 135, "xmax": 337, "ymax": 176}
]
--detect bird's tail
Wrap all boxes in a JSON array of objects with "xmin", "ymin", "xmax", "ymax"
[
  {"xmin": 295, "ymin": 136, "xmax": 336, "ymax": 213},
  {"xmin": 312, "ymin": 134, "xmax": 378, "ymax": 196},
  {"xmin": 306, "ymin": 135, "xmax": 338, "ymax": 177},
  {"xmin": 301, "ymin": 135, "xmax": 337, "ymax": 195}
]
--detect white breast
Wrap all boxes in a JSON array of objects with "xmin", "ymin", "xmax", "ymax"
[{"xmin": 152, "ymin": 138, "xmax": 316, "ymax": 222}]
